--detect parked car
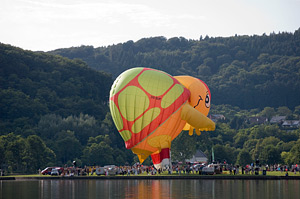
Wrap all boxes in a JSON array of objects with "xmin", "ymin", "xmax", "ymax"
[
  {"xmin": 51, "ymin": 168, "xmax": 59, "ymax": 176},
  {"xmin": 41, "ymin": 167, "xmax": 52, "ymax": 175},
  {"xmin": 201, "ymin": 166, "xmax": 215, "ymax": 175},
  {"xmin": 41, "ymin": 167, "xmax": 63, "ymax": 175},
  {"xmin": 191, "ymin": 163, "xmax": 206, "ymax": 170}
]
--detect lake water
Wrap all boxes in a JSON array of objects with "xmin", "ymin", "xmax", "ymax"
[{"xmin": 1, "ymin": 179, "xmax": 299, "ymax": 199}]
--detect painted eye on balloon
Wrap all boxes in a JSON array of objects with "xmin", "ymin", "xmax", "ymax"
[
  {"xmin": 205, "ymin": 94, "xmax": 210, "ymax": 108},
  {"xmin": 193, "ymin": 95, "xmax": 203, "ymax": 108}
]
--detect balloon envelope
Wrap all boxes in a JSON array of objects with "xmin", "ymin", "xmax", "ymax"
[
  {"xmin": 110, "ymin": 67, "xmax": 190, "ymax": 149},
  {"xmin": 109, "ymin": 67, "xmax": 215, "ymax": 164}
]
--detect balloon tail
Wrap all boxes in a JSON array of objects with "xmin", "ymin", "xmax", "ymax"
[
  {"xmin": 195, "ymin": 128, "xmax": 201, "ymax": 135},
  {"xmin": 188, "ymin": 127, "xmax": 193, "ymax": 136}
]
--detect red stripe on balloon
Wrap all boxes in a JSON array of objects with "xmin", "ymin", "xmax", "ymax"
[{"xmin": 151, "ymin": 148, "xmax": 170, "ymax": 165}]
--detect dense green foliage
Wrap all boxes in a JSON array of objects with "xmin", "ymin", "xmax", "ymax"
[
  {"xmin": 1, "ymin": 29, "xmax": 300, "ymax": 173},
  {"xmin": 50, "ymin": 29, "xmax": 300, "ymax": 110},
  {"xmin": 0, "ymin": 44, "xmax": 131, "ymax": 173},
  {"xmin": 1, "ymin": 44, "xmax": 112, "ymax": 132},
  {"xmin": 187, "ymin": 108, "xmax": 300, "ymax": 166}
]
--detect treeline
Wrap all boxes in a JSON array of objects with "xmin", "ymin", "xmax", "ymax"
[
  {"xmin": 0, "ymin": 114, "xmax": 134, "ymax": 173},
  {"xmin": 171, "ymin": 105, "xmax": 300, "ymax": 167},
  {"xmin": 172, "ymin": 122, "xmax": 300, "ymax": 168},
  {"xmin": 1, "ymin": 105, "xmax": 299, "ymax": 173},
  {"xmin": 50, "ymin": 29, "xmax": 300, "ymax": 110}
]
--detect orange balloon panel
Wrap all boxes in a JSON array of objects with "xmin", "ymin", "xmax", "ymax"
[{"xmin": 131, "ymin": 107, "xmax": 187, "ymax": 162}]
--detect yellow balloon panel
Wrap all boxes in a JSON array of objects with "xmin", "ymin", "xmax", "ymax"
[
  {"xmin": 161, "ymin": 84, "xmax": 184, "ymax": 109},
  {"xmin": 131, "ymin": 107, "xmax": 161, "ymax": 134},
  {"xmin": 110, "ymin": 67, "xmax": 143, "ymax": 95},
  {"xmin": 138, "ymin": 70, "xmax": 173, "ymax": 96},
  {"xmin": 118, "ymin": 86, "xmax": 149, "ymax": 121},
  {"xmin": 109, "ymin": 100, "xmax": 123, "ymax": 131}
]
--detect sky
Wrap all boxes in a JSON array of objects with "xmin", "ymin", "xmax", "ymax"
[{"xmin": 1, "ymin": 0, "xmax": 300, "ymax": 51}]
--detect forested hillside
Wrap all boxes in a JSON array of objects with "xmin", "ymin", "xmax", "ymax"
[
  {"xmin": 0, "ymin": 44, "xmax": 112, "ymax": 133},
  {"xmin": 50, "ymin": 29, "xmax": 300, "ymax": 110},
  {"xmin": 0, "ymin": 43, "xmax": 134, "ymax": 173},
  {"xmin": 1, "ymin": 29, "xmax": 300, "ymax": 174},
  {"xmin": 50, "ymin": 29, "xmax": 300, "ymax": 109}
]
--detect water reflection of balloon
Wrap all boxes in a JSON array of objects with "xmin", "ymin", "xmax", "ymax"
[{"xmin": 109, "ymin": 67, "xmax": 215, "ymax": 169}]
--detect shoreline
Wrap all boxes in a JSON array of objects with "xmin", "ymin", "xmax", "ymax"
[{"xmin": 1, "ymin": 175, "xmax": 300, "ymax": 180}]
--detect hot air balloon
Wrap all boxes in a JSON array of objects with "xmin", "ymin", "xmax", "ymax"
[{"xmin": 109, "ymin": 67, "xmax": 215, "ymax": 169}]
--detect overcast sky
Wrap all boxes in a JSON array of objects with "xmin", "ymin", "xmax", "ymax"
[{"xmin": 1, "ymin": 0, "xmax": 300, "ymax": 51}]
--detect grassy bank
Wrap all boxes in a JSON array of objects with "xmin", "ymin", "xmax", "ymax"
[{"xmin": 2, "ymin": 170, "xmax": 300, "ymax": 178}]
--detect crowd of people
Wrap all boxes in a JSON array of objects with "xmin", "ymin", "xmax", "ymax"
[{"xmin": 40, "ymin": 162, "xmax": 300, "ymax": 177}]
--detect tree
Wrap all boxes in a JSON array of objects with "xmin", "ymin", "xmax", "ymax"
[
  {"xmin": 36, "ymin": 114, "xmax": 63, "ymax": 139},
  {"xmin": 281, "ymin": 151, "xmax": 289, "ymax": 165},
  {"xmin": 82, "ymin": 135, "xmax": 114, "ymax": 166},
  {"xmin": 62, "ymin": 113, "xmax": 100, "ymax": 145},
  {"xmin": 197, "ymin": 64, "xmax": 211, "ymax": 76},
  {"xmin": 0, "ymin": 133, "xmax": 26, "ymax": 172},
  {"xmin": 213, "ymin": 144, "xmax": 238, "ymax": 164},
  {"xmin": 171, "ymin": 133, "xmax": 196, "ymax": 164},
  {"xmin": 261, "ymin": 136, "xmax": 280, "ymax": 146},
  {"xmin": 236, "ymin": 150, "xmax": 252, "ymax": 166},
  {"xmin": 234, "ymin": 131, "xmax": 249, "ymax": 148},
  {"xmin": 113, "ymin": 148, "xmax": 127, "ymax": 166},
  {"xmin": 0, "ymin": 140, "xmax": 5, "ymax": 168},
  {"xmin": 23, "ymin": 135, "xmax": 55, "ymax": 172},
  {"xmin": 277, "ymin": 106, "xmax": 292, "ymax": 116},
  {"xmin": 284, "ymin": 142, "xmax": 300, "ymax": 165},
  {"xmin": 294, "ymin": 105, "xmax": 300, "ymax": 115},
  {"xmin": 259, "ymin": 145, "xmax": 281, "ymax": 165},
  {"xmin": 54, "ymin": 130, "xmax": 82, "ymax": 164},
  {"xmin": 259, "ymin": 107, "xmax": 276, "ymax": 120}
]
